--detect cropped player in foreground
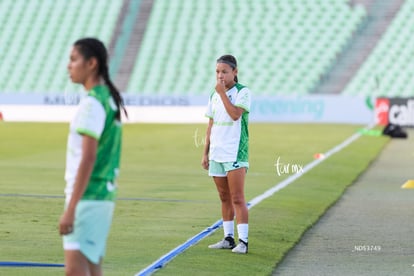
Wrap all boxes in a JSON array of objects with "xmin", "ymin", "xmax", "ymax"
[
  {"xmin": 202, "ymin": 55, "xmax": 251, "ymax": 254},
  {"xmin": 59, "ymin": 37, "xmax": 127, "ymax": 275}
]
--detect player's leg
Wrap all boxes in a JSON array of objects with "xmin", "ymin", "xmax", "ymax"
[
  {"xmin": 213, "ymin": 176, "xmax": 234, "ymax": 221},
  {"xmin": 227, "ymin": 167, "xmax": 248, "ymax": 224},
  {"xmin": 227, "ymin": 167, "xmax": 249, "ymax": 253},
  {"xmin": 89, "ymin": 257, "xmax": 103, "ymax": 276},
  {"xmin": 64, "ymin": 250, "xmax": 90, "ymax": 276},
  {"xmin": 208, "ymin": 175, "xmax": 236, "ymax": 249}
]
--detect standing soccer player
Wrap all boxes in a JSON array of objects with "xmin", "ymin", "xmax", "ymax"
[
  {"xmin": 59, "ymin": 37, "xmax": 127, "ymax": 275},
  {"xmin": 202, "ymin": 55, "xmax": 251, "ymax": 254}
]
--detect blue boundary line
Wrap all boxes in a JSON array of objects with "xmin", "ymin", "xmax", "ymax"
[
  {"xmin": 135, "ymin": 127, "xmax": 370, "ymax": 275},
  {"xmin": 1, "ymin": 127, "xmax": 372, "ymax": 274},
  {"xmin": 0, "ymin": 261, "xmax": 64, "ymax": 267},
  {"xmin": 135, "ymin": 219, "xmax": 223, "ymax": 276}
]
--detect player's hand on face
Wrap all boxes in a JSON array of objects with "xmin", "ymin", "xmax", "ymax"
[{"xmin": 215, "ymin": 79, "xmax": 226, "ymax": 95}]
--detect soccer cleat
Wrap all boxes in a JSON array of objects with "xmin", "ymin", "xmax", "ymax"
[
  {"xmin": 231, "ymin": 239, "xmax": 248, "ymax": 254},
  {"xmin": 208, "ymin": 236, "xmax": 236, "ymax": 249}
]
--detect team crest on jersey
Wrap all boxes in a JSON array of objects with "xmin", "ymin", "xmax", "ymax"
[{"xmin": 107, "ymin": 181, "xmax": 116, "ymax": 192}]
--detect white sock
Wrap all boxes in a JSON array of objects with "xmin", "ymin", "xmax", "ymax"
[
  {"xmin": 237, "ymin": 223, "xmax": 248, "ymax": 243},
  {"xmin": 223, "ymin": 220, "xmax": 234, "ymax": 238}
]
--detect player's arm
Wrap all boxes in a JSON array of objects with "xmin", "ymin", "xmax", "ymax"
[
  {"xmin": 59, "ymin": 135, "xmax": 97, "ymax": 235},
  {"xmin": 220, "ymin": 94, "xmax": 245, "ymax": 121},
  {"xmin": 201, "ymin": 118, "xmax": 213, "ymax": 170},
  {"xmin": 215, "ymin": 82, "xmax": 245, "ymax": 121}
]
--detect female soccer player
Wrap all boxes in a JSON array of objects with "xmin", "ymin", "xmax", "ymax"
[
  {"xmin": 202, "ymin": 55, "xmax": 251, "ymax": 254},
  {"xmin": 59, "ymin": 37, "xmax": 127, "ymax": 275}
]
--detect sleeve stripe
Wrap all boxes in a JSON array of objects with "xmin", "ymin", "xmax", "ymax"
[
  {"xmin": 235, "ymin": 104, "xmax": 249, "ymax": 112},
  {"xmin": 77, "ymin": 128, "xmax": 100, "ymax": 140}
]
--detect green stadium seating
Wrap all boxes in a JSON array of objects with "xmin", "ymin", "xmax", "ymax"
[
  {"xmin": 127, "ymin": 0, "xmax": 366, "ymax": 96},
  {"xmin": 0, "ymin": 0, "xmax": 122, "ymax": 94},
  {"xmin": 0, "ymin": 0, "xmax": 368, "ymax": 96},
  {"xmin": 343, "ymin": 0, "xmax": 414, "ymax": 97}
]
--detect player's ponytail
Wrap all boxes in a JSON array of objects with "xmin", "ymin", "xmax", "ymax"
[
  {"xmin": 217, "ymin": 55, "xmax": 238, "ymax": 83},
  {"xmin": 74, "ymin": 38, "xmax": 127, "ymax": 121},
  {"xmin": 101, "ymin": 64, "xmax": 128, "ymax": 120}
]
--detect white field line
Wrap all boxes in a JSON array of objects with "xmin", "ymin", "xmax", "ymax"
[{"xmin": 136, "ymin": 126, "xmax": 370, "ymax": 276}]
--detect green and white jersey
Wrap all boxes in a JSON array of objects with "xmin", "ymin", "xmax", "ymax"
[
  {"xmin": 205, "ymin": 83, "xmax": 251, "ymax": 162},
  {"xmin": 65, "ymin": 85, "xmax": 122, "ymax": 201}
]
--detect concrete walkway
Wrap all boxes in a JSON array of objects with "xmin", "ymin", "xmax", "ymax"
[{"xmin": 273, "ymin": 130, "xmax": 414, "ymax": 276}]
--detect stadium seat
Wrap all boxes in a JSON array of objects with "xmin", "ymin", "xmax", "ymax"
[
  {"xmin": 0, "ymin": 0, "xmax": 123, "ymax": 94},
  {"xmin": 343, "ymin": 0, "xmax": 414, "ymax": 97},
  {"xmin": 127, "ymin": 0, "xmax": 367, "ymax": 96},
  {"xmin": 0, "ymin": 0, "xmax": 368, "ymax": 97}
]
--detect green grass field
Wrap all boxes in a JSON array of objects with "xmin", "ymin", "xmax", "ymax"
[{"xmin": 0, "ymin": 122, "xmax": 388, "ymax": 275}]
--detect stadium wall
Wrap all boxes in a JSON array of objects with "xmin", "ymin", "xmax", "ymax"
[{"xmin": 0, "ymin": 94, "xmax": 374, "ymax": 124}]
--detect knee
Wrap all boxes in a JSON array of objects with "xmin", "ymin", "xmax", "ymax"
[
  {"xmin": 218, "ymin": 191, "xmax": 231, "ymax": 203},
  {"xmin": 231, "ymin": 194, "xmax": 245, "ymax": 206}
]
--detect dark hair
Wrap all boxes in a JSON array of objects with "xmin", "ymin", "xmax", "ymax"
[
  {"xmin": 74, "ymin": 37, "xmax": 127, "ymax": 121},
  {"xmin": 217, "ymin": 54, "xmax": 238, "ymax": 83}
]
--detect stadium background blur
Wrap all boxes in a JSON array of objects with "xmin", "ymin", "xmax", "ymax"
[
  {"xmin": 1, "ymin": 1, "xmax": 412, "ymax": 274},
  {"xmin": 0, "ymin": 0, "xmax": 413, "ymax": 124}
]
